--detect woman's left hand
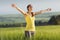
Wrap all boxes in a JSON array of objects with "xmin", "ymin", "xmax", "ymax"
[{"xmin": 47, "ymin": 8, "xmax": 51, "ymax": 11}]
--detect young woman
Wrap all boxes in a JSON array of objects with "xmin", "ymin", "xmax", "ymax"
[{"xmin": 11, "ymin": 4, "xmax": 51, "ymax": 38}]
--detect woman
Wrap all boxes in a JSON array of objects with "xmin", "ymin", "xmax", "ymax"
[{"xmin": 11, "ymin": 4, "xmax": 51, "ymax": 38}]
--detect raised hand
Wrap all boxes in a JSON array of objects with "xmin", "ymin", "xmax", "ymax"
[
  {"xmin": 11, "ymin": 4, "xmax": 17, "ymax": 8},
  {"xmin": 46, "ymin": 8, "xmax": 51, "ymax": 11}
]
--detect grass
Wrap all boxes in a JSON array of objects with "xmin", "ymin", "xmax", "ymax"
[{"xmin": 0, "ymin": 25, "xmax": 60, "ymax": 40}]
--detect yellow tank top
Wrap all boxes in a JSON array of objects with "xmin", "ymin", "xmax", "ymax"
[{"xmin": 25, "ymin": 14, "xmax": 35, "ymax": 31}]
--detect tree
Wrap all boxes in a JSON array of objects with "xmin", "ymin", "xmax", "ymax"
[{"xmin": 48, "ymin": 16, "xmax": 57, "ymax": 25}]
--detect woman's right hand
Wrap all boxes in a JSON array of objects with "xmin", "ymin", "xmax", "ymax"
[{"xmin": 11, "ymin": 4, "xmax": 17, "ymax": 8}]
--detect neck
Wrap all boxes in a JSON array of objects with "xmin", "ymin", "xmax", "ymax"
[
  {"xmin": 27, "ymin": 11, "xmax": 31, "ymax": 15},
  {"xmin": 28, "ymin": 10, "xmax": 32, "ymax": 13}
]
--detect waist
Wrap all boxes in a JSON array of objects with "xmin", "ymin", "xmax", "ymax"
[
  {"xmin": 25, "ymin": 27, "xmax": 35, "ymax": 31},
  {"xmin": 25, "ymin": 24, "xmax": 35, "ymax": 31}
]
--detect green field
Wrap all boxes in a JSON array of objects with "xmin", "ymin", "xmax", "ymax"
[{"xmin": 0, "ymin": 25, "xmax": 60, "ymax": 40}]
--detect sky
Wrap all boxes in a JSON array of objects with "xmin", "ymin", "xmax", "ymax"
[{"xmin": 0, "ymin": 0, "xmax": 60, "ymax": 14}]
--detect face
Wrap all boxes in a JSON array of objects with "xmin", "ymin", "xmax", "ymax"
[{"xmin": 28, "ymin": 6, "xmax": 32, "ymax": 11}]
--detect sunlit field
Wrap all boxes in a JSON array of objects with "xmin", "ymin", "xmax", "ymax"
[{"xmin": 0, "ymin": 25, "xmax": 60, "ymax": 40}]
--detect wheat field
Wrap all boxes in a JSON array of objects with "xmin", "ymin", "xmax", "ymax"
[{"xmin": 0, "ymin": 25, "xmax": 60, "ymax": 40}]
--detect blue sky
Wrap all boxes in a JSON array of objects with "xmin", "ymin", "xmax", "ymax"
[{"xmin": 0, "ymin": 0, "xmax": 60, "ymax": 14}]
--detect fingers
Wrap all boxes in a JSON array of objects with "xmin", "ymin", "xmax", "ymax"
[
  {"xmin": 11, "ymin": 4, "xmax": 16, "ymax": 8},
  {"xmin": 48, "ymin": 8, "xmax": 52, "ymax": 11}
]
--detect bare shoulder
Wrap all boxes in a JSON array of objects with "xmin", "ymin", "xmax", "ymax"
[
  {"xmin": 32, "ymin": 12, "xmax": 36, "ymax": 16},
  {"xmin": 31, "ymin": 12, "xmax": 35, "ymax": 16},
  {"xmin": 23, "ymin": 12, "xmax": 28, "ymax": 17}
]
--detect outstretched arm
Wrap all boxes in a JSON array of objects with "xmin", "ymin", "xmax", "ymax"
[
  {"xmin": 35, "ymin": 8, "xmax": 51, "ymax": 15},
  {"xmin": 11, "ymin": 4, "xmax": 26, "ymax": 15}
]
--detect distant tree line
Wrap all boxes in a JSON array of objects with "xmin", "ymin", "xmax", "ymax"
[
  {"xmin": 0, "ymin": 23, "xmax": 26, "ymax": 28},
  {"xmin": 35, "ymin": 15, "xmax": 60, "ymax": 26},
  {"xmin": 48, "ymin": 15, "xmax": 60, "ymax": 25},
  {"xmin": 0, "ymin": 15, "xmax": 60, "ymax": 28}
]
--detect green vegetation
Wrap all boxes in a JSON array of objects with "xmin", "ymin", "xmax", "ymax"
[
  {"xmin": 0, "ymin": 12, "xmax": 60, "ymax": 23},
  {"xmin": 0, "ymin": 25, "xmax": 60, "ymax": 40}
]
